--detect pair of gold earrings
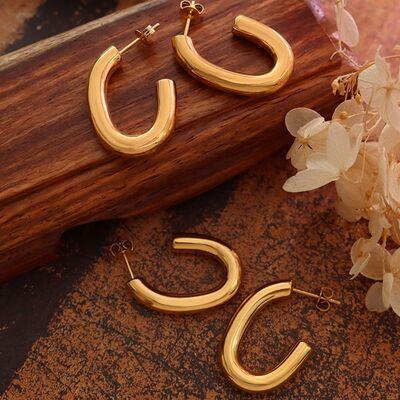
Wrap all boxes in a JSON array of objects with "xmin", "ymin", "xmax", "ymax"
[
  {"xmin": 87, "ymin": 1, "xmax": 294, "ymax": 156},
  {"xmin": 110, "ymin": 235, "xmax": 340, "ymax": 393}
]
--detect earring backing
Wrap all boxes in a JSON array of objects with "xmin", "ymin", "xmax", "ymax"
[
  {"xmin": 221, "ymin": 281, "xmax": 340, "ymax": 392},
  {"xmin": 180, "ymin": 0, "xmax": 205, "ymax": 36},
  {"xmin": 119, "ymin": 23, "xmax": 160, "ymax": 54},
  {"xmin": 293, "ymin": 285, "xmax": 341, "ymax": 312}
]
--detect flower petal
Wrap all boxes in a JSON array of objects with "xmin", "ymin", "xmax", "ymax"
[
  {"xmin": 350, "ymin": 253, "xmax": 370, "ymax": 278},
  {"xmin": 382, "ymin": 89, "xmax": 400, "ymax": 131},
  {"xmin": 285, "ymin": 108, "xmax": 322, "ymax": 137},
  {"xmin": 286, "ymin": 140, "xmax": 309, "ymax": 170},
  {"xmin": 389, "ymin": 217, "xmax": 400, "ymax": 246},
  {"xmin": 326, "ymin": 123, "xmax": 350, "ymax": 168},
  {"xmin": 335, "ymin": 198, "xmax": 361, "ymax": 222},
  {"xmin": 390, "ymin": 278, "xmax": 400, "ymax": 316},
  {"xmin": 389, "ymin": 248, "xmax": 400, "ymax": 274},
  {"xmin": 306, "ymin": 152, "xmax": 338, "ymax": 171},
  {"xmin": 358, "ymin": 65, "xmax": 382, "ymax": 105},
  {"xmin": 299, "ymin": 118, "xmax": 328, "ymax": 139},
  {"xmin": 379, "ymin": 125, "xmax": 400, "ymax": 154},
  {"xmin": 326, "ymin": 122, "xmax": 360, "ymax": 171},
  {"xmin": 283, "ymin": 169, "xmax": 338, "ymax": 192},
  {"xmin": 388, "ymin": 161, "xmax": 400, "ymax": 204},
  {"xmin": 382, "ymin": 272, "xmax": 394, "ymax": 308},
  {"xmin": 376, "ymin": 149, "xmax": 389, "ymax": 197},
  {"xmin": 375, "ymin": 48, "xmax": 392, "ymax": 82},
  {"xmin": 336, "ymin": 7, "xmax": 359, "ymax": 47},
  {"xmin": 361, "ymin": 244, "xmax": 389, "ymax": 280},
  {"xmin": 335, "ymin": 169, "xmax": 371, "ymax": 211},
  {"xmin": 345, "ymin": 124, "xmax": 363, "ymax": 170},
  {"xmin": 368, "ymin": 209, "xmax": 390, "ymax": 240},
  {"xmin": 332, "ymin": 99, "xmax": 364, "ymax": 128},
  {"xmin": 351, "ymin": 238, "xmax": 366, "ymax": 264},
  {"xmin": 365, "ymin": 282, "xmax": 388, "ymax": 312}
]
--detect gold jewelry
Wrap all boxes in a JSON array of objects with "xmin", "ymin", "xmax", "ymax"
[
  {"xmin": 221, "ymin": 281, "xmax": 340, "ymax": 392},
  {"xmin": 172, "ymin": 1, "xmax": 294, "ymax": 96},
  {"xmin": 88, "ymin": 24, "xmax": 176, "ymax": 156},
  {"xmin": 110, "ymin": 236, "xmax": 242, "ymax": 313}
]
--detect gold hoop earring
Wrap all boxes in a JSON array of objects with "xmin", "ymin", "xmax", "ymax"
[
  {"xmin": 110, "ymin": 236, "xmax": 242, "ymax": 313},
  {"xmin": 221, "ymin": 281, "xmax": 341, "ymax": 392},
  {"xmin": 172, "ymin": 1, "xmax": 294, "ymax": 96},
  {"xmin": 88, "ymin": 24, "xmax": 176, "ymax": 156}
]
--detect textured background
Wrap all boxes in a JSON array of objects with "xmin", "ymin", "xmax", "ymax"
[{"xmin": 1, "ymin": 1, "xmax": 400, "ymax": 399}]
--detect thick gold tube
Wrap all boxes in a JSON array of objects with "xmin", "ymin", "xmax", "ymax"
[
  {"xmin": 128, "ymin": 236, "xmax": 242, "ymax": 313},
  {"xmin": 88, "ymin": 46, "xmax": 176, "ymax": 156},
  {"xmin": 172, "ymin": 15, "xmax": 294, "ymax": 96},
  {"xmin": 221, "ymin": 281, "xmax": 312, "ymax": 392}
]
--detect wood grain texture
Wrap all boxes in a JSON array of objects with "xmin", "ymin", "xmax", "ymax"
[{"xmin": 0, "ymin": 0, "xmax": 349, "ymax": 281}]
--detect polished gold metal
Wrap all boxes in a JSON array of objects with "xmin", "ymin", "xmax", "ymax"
[
  {"xmin": 221, "ymin": 281, "xmax": 340, "ymax": 392},
  {"xmin": 110, "ymin": 236, "xmax": 242, "ymax": 313},
  {"xmin": 88, "ymin": 23, "xmax": 176, "ymax": 156},
  {"xmin": 172, "ymin": 2, "xmax": 294, "ymax": 96},
  {"xmin": 180, "ymin": 0, "xmax": 205, "ymax": 36},
  {"xmin": 110, "ymin": 240, "xmax": 135, "ymax": 278}
]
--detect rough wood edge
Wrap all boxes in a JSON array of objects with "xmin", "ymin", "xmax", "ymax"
[{"xmin": 0, "ymin": 0, "xmax": 166, "ymax": 70}]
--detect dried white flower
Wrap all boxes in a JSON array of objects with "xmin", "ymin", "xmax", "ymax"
[
  {"xmin": 365, "ymin": 248, "xmax": 400, "ymax": 316},
  {"xmin": 350, "ymin": 239, "xmax": 389, "ymax": 279},
  {"xmin": 285, "ymin": 108, "xmax": 329, "ymax": 170},
  {"xmin": 282, "ymin": 0, "xmax": 400, "ymax": 317},
  {"xmin": 283, "ymin": 123, "xmax": 362, "ymax": 192},
  {"xmin": 358, "ymin": 49, "xmax": 400, "ymax": 131},
  {"xmin": 335, "ymin": 145, "xmax": 377, "ymax": 221}
]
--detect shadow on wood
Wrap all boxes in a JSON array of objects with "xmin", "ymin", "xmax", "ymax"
[{"xmin": 0, "ymin": 0, "xmax": 350, "ymax": 281}]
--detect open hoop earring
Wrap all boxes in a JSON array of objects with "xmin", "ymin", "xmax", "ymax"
[
  {"xmin": 221, "ymin": 281, "xmax": 341, "ymax": 392},
  {"xmin": 172, "ymin": 1, "xmax": 294, "ymax": 96},
  {"xmin": 110, "ymin": 236, "xmax": 242, "ymax": 313},
  {"xmin": 88, "ymin": 24, "xmax": 176, "ymax": 156}
]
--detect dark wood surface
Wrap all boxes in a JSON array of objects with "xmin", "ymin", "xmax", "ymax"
[
  {"xmin": 1, "ymin": 1, "xmax": 400, "ymax": 399},
  {"xmin": 0, "ymin": 0, "xmax": 347, "ymax": 281}
]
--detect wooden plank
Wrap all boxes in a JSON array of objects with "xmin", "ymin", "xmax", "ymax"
[{"xmin": 0, "ymin": 0, "xmax": 350, "ymax": 281}]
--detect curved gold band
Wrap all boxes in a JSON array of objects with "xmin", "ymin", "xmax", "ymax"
[
  {"xmin": 172, "ymin": 15, "xmax": 294, "ymax": 96},
  {"xmin": 221, "ymin": 281, "xmax": 312, "ymax": 392},
  {"xmin": 88, "ymin": 46, "xmax": 176, "ymax": 156},
  {"xmin": 128, "ymin": 236, "xmax": 242, "ymax": 313}
]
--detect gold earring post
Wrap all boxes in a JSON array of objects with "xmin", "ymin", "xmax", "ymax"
[
  {"xmin": 180, "ymin": 1, "xmax": 204, "ymax": 36},
  {"xmin": 121, "ymin": 252, "xmax": 135, "ymax": 279},
  {"xmin": 120, "ymin": 23, "xmax": 160, "ymax": 55},
  {"xmin": 110, "ymin": 241, "xmax": 135, "ymax": 279},
  {"xmin": 293, "ymin": 286, "xmax": 341, "ymax": 312}
]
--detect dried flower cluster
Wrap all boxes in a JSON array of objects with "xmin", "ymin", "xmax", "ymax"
[{"xmin": 283, "ymin": 0, "xmax": 400, "ymax": 316}]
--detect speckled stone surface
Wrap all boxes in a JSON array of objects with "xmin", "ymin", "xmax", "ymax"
[{"xmin": 0, "ymin": 1, "xmax": 399, "ymax": 399}]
